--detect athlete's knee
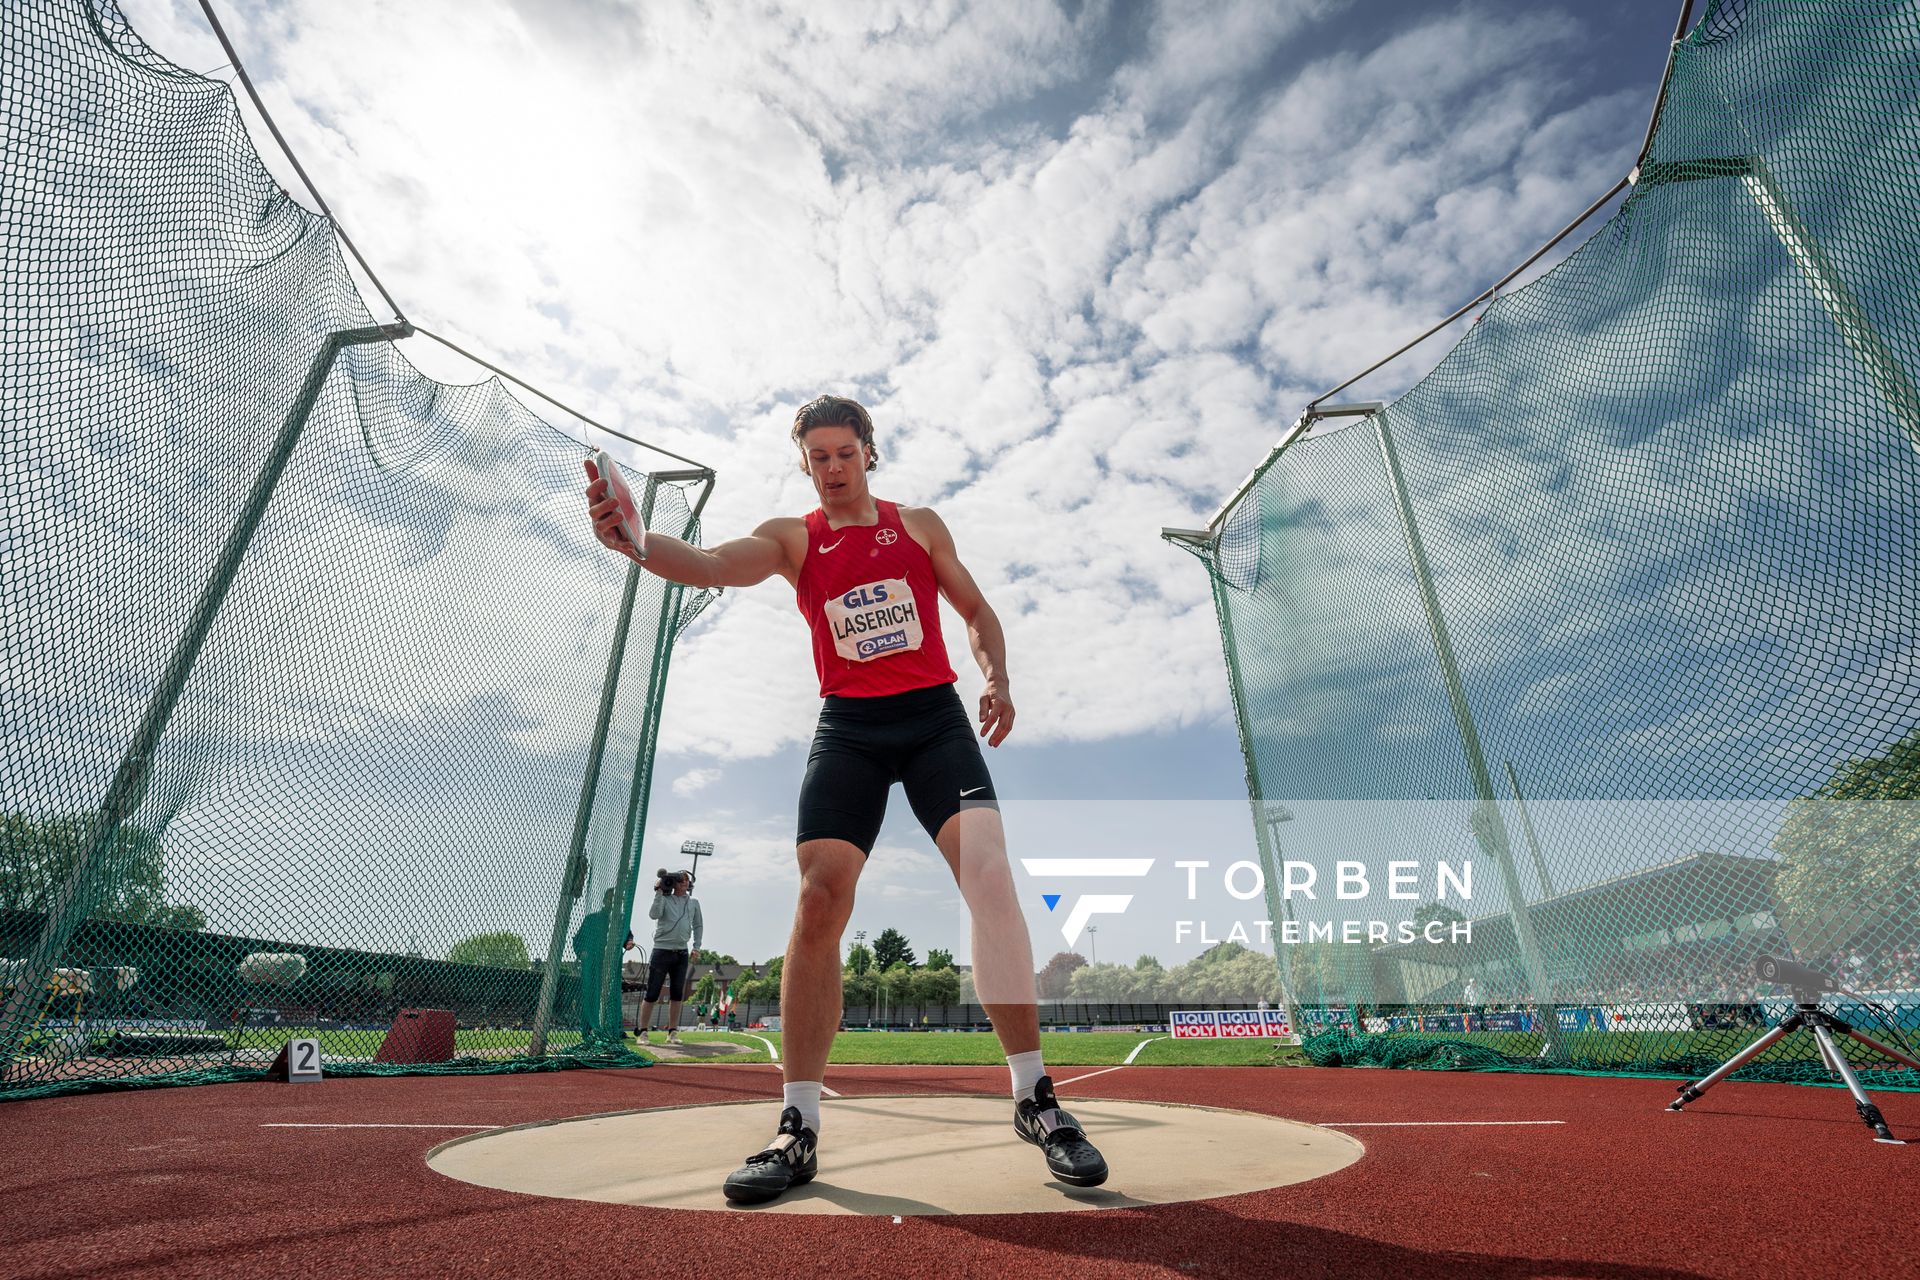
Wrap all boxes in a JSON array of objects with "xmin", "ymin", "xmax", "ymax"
[
  {"xmin": 794, "ymin": 867, "xmax": 858, "ymax": 935},
  {"xmin": 796, "ymin": 879, "xmax": 850, "ymax": 923},
  {"xmin": 960, "ymin": 852, "xmax": 1017, "ymax": 902},
  {"xmin": 943, "ymin": 825, "xmax": 1016, "ymax": 902}
]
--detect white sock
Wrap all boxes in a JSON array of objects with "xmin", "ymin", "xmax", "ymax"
[
  {"xmin": 783, "ymin": 1081, "xmax": 823, "ymax": 1135},
  {"xmin": 1007, "ymin": 1050, "xmax": 1045, "ymax": 1102}
]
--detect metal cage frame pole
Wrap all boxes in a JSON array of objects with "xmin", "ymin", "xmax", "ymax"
[
  {"xmin": 596, "ymin": 477, "xmax": 668, "ymax": 1040},
  {"xmin": 1373, "ymin": 408, "xmax": 1562, "ymax": 1054},
  {"xmin": 0, "ymin": 323, "xmax": 409, "ymax": 1067},
  {"xmin": 1741, "ymin": 163, "xmax": 1920, "ymax": 448},
  {"xmin": 596, "ymin": 481, "xmax": 702, "ymax": 1042},
  {"xmin": 1504, "ymin": 760, "xmax": 1560, "ymax": 901},
  {"xmin": 529, "ymin": 558, "xmax": 645, "ymax": 1057},
  {"xmin": 1206, "ymin": 568, "xmax": 1304, "ymax": 1039},
  {"xmin": 598, "ymin": 602, "xmax": 676, "ymax": 1039},
  {"xmin": 532, "ymin": 469, "xmax": 712, "ymax": 1055},
  {"xmin": 1262, "ymin": 803, "xmax": 1304, "ymax": 1039},
  {"xmin": 1635, "ymin": 156, "xmax": 1920, "ymax": 453}
]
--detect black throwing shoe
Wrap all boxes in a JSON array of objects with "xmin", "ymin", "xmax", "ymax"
[
  {"xmin": 1013, "ymin": 1075, "xmax": 1109, "ymax": 1186},
  {"xmin": 721, "ymin": 1105, "xmax": 819, "ymax": 1205}
]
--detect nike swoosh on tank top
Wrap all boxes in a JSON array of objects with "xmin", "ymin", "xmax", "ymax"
[{"xmin": 796, "ymin": 499, "xmax": 958, "ymax": 698}]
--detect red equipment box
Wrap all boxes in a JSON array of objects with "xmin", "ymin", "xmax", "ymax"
[{"xmin": 373, "ymin": 1008, "xmax": 455, "ymax": 1064}]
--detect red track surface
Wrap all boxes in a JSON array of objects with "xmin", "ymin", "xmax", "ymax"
[{"xmin": 1, "ymin": 1065, "xmax": 1914, "ymax": 1279}]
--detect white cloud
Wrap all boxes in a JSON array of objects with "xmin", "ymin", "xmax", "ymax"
[
  {"xmin": 110, "ymin": 0, "xmax": 1649, "ymax": 773},
  {"xmin": 670, "ymin": 766, "xmax": 723, "ymax": 797}
]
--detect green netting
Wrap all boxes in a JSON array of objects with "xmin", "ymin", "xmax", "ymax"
[
  {"xmin": 1180, "ymin": 0, "xmax": 1920, "ymax": 1086},
  {"xmin": 1, "ymin": 0, "xmax": 714, "ymax": 1100}
]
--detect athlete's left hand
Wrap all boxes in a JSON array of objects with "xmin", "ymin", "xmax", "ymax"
[{"xmin": 979, "ymin": 682, "xmax": 1015, "ymax": 747}]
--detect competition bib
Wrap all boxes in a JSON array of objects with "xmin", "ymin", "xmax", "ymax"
[{"xmin": 824, "ymin": 578, "xmax": 924, "ymax": 662}]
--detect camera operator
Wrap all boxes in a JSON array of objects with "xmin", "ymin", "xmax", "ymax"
[{"xmin": 636, "ymin": 869, "xmax": 703, "ymax": 1046}]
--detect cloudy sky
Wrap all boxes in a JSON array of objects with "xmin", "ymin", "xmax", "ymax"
[{"xmin": 113, "ymin": 0, "xmax": 1689, "ymax": 969}]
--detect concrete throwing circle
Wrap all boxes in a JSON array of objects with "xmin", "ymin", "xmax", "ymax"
[{"xmin": 427, "ymin": 1095, "xmax": 1362, "ymax": 1215}]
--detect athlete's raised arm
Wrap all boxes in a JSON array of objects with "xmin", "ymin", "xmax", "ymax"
[
  {"xmin": 905, "ymin": 506, "xmax": 1015, "ymax": 747},
  {"xmin": 584, "ymin": 460, "xmax": 800, "ymax": 589}
]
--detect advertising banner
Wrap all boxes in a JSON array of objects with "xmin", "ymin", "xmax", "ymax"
[{"xmin": 1171, "ymin": 1009, "xmax": 1292, "ymax": 1038}]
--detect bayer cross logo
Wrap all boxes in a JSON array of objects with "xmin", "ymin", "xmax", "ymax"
[
  {"xmin": 1019, "ymin": 858, "xmax": 1154, "ymax": 944},
  {"xmin": 875, "ymin": 527, "xmax": 898, "ymax": 545}
]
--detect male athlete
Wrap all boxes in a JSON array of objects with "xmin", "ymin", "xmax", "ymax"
[{"xmin": 585, "ymin": 395, "xmax": 1108, "ymax": 1203}]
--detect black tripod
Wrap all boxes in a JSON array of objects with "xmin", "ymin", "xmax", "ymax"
[{"xmin": 1667, "ymin": 987, "xmax": 1920, "ymax": 1144}]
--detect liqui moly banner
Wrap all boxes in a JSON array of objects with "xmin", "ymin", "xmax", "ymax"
[
  {"xmin": 1169, "ymin": 1010, "xmax": 1217, "ymax": 1038},
  {"xmin": 1171, "ymin": 1009, "xmax": 1292, "ymax": 1039}
]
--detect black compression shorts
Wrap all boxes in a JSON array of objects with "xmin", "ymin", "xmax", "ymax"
[
  {"xmin": 644, "ymin": 948, "xmax": 691, "ymax": 1002},
  {"xmin": 797, "ymin": 683, "xmax": 999, "ymax": 855}
]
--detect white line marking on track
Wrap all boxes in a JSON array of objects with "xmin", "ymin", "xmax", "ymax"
[
  {"xmin": 1315, "ymin": 1120, "xmax": 1566, "ymax": 1127},
  {"xmin": 699, "ymin": 1059, "xmax": 841, "ymax": 1097},
  {"xmin": 261, "ymin": 1123, "xmax": 497, "ymax": 1129},
  {"xmin": 1052, "ymin": 1064, "xmax": 1128, "ymax": 1088},
  {"xmin": 742, "ymin": 1033, "xmax": 779, "ymax": 1063},
  {"xmin": 1124, "ymin": 1036, "xmax": 1166, "ymax": 1064}
]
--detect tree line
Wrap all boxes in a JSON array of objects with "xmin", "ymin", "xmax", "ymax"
[{"xmin": 1, "ymin": 815, "xmax": 206, "ymax": 931}]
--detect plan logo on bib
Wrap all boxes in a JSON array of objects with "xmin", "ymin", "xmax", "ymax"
[
  {"xmin": 1019, "ymin": 858, "xmax": 1154, "ymax": 944},
  {"xmin": 857, "ymin": 631, "xmax": 910, "ymax": 658},
  {"xmin": 825, "ymin": 578, "xmax": 922, "ymax": 663}
]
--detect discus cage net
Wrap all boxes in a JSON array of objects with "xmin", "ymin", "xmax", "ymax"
[
  {"xmin": 1173, "ymin": 0, "xmax": 1920, "ymax": 1084},
  {"xmin": 1, "ymin": 0, "xmax": 715, "ymax": 1100}
]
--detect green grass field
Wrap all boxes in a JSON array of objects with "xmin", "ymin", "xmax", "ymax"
[
  {"xmin": 630, "ymin": 1029, "xmax": 1306, "ymax": 1067},
  {"xmin": 214, "ymin": 1022, "xmax": 1909, "ymax": 1074},
  {"xmin": 223, "ymin": 1027, "xmax": 540, "ymax": 1057},
  {"xmin": 70, "ymin": 1023, "xmax": 1295, "ymax": 1068}
]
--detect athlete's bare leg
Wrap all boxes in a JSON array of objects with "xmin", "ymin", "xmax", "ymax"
[
  {"xmin": 782, "ymin": 839, "xmax": 866, "ymax": 1084},
  {"xmin": 935, "ymin": 806, "xmax": 1040, "ymax": 1056}
]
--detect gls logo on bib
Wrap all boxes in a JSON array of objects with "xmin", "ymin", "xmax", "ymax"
[{"xmin": 825, "ymin": 578, "xmax": 922, "ymax": 662}]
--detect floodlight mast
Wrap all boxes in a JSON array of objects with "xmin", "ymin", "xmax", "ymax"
[
  {"xmin": 682, "ymin": 840, "xmax": 715, "ymax": 878},
  {"xmin": 1262, "ymin": 803, "xmax": 1302, "ymax": 1039}
]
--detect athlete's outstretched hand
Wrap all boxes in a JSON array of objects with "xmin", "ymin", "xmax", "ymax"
[
  {"xmin": 979, "ymin": 682, "xmax": 1015, "ymax": 747},
  {"xmin": 582, "ymin": 458, "xmax": 637, "ymax": 558}
]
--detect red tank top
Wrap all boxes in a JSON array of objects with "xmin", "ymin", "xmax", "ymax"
[{"xmin": 795, "ymin": 500, "xmax": 958, "ymax": 698}]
